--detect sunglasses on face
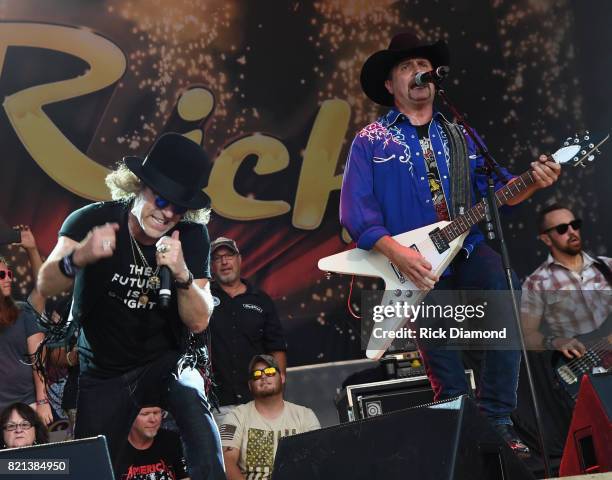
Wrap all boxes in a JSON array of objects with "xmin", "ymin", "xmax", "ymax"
[
  {"xmin": 3, "ymin": 421, "xmax": 32, "ymax": 432},
  {"xmin": 0, "ymin": 270, "xmax": 13, "ymax": 280},
  {"xmin": 543, "ymin": 219, "xmax": 582, "ymax": 235},
  {"xmin": 251, "ymin": 366, "xmax": 277, "ymax": 381},
  {"xmin": 154, "ymin": 194, "xmax": 188, "ymax": 215}
]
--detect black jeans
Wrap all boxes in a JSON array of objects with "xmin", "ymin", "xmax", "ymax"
[{"xmin": 74, "ymin": 351, "xmax": 225, "ymax": 479}]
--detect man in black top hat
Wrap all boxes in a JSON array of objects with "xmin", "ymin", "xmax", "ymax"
[
  {"xmin": 37, "ymin": 132, "xmax": 225, "ymax": 479},
  {"xmin": 341, "ymin": 32, "xmax": 561, "ymax": 454}
]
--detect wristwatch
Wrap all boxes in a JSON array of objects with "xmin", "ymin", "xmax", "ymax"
[
  {"xmin": 175, "ymin": 269, "xmax": 194, "ymax": 289},
  {"xmin": 543, "ymin": 335, "xmax": 557, "ymax": 350}
]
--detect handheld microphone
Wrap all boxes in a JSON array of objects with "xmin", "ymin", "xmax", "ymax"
[
  {"xmin": 158, "ymin": 266, "xmax": 172, "ymax": 309},
  {"xmin": 414, "ymin": 66, "xmax": 450, "ymax": 87}
]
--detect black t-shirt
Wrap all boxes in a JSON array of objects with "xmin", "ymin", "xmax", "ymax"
[
  {"xmin": 209, "ymin": 281, "xmax": 286, "ymax": 406},
  {"xmin": 114, "ymin": 429, "xmax": 189, "ymax": 480},
  {"xmin": 59, "ymin": 201, "xmax": 210, "ymax": 378},
  {"xmin": 416, "ymin": 122, "xmax": 450, "ymax": 221}
]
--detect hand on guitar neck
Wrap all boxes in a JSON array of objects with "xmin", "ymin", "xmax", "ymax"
[
  {"xmin": 374, "ymin": 236, "xmax": 439, "ymax": 290},
  {"xmin": 506, "ymin": 154, "xmax": 561, "ymax": 206}
]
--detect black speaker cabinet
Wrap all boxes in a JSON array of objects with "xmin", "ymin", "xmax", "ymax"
[
  {"xmin": 274, "ymin": 396, "xmax": 533, "ymax": 480},
  {"xmin": 0, "ymin": 436, "xmax": 114, "ymax": 480}
]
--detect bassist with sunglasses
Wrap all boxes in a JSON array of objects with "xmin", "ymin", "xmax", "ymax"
[
  {"xmin": 518, "ymin": 204, "xmax": 611, "ymax": 458},
  {"xmin": 522, "ymin": 204, "xmax": 612, "ymax": 360}
]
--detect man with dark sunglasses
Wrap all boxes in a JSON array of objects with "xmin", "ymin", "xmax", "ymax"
[
  {"xmin": 522, "ymin": 203, "xmax": 612, "ymax": 358},
  {"xmin": 219, "ymin": 354, "xmax": 320, "ymax": 480},
  {"xmin": 36, "ymin": 133, "xmax": 225, "ymax": 479}
]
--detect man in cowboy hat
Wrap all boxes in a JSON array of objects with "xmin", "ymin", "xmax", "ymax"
[
  {"xmin": 341, "ymin": 31, "xmax": 561, "ymax": 454},
  {"xmin": 37, "ymin": 132, "xmax": 225, "ymax": 479}
]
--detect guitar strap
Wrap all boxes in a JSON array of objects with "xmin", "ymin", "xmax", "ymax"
[
  {"xmin": 593, "ymin": 256, "xmax": 612, "ymax": 288},
  {"xmin": 439, "ymin": 120, "xmax": 471, "ymax": 219}
]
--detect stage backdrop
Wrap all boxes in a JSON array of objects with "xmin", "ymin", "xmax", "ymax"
[{"xmin": 1, "ymin": 0, "xmax": 610, "ymax": 366}]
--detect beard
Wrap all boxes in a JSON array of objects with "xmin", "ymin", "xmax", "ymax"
[
  {"xmin": 253, "ymin": 381, "xmax": 283, "ymax": 398},
  {"xmin": 559, "ymin": 235, "xmax": 582, "ymax": 255},
  {"xmin": 135, "ymin": 427, "xmax": 158, "ymax": 441},
  {"xmin": 214, "ymin": 269, "xmax": 239, "ymax": 285}
]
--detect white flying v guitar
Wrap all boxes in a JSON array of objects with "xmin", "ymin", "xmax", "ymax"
[{"xmin": 319, "ymin": 131, "xmax": 610, "ymax": 360}]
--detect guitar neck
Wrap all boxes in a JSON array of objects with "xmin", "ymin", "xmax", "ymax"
[
  {"xmin": 441, "ymin": 170, "xmax": 536, "ymax": 243},
  {"xmin": 437, "ymin": 131, "xmax": 609, "ymax": 244}
]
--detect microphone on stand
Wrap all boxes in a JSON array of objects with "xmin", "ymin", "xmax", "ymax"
[
  {"xmin": 158, "ymin": 266, "xmax": 172, "ymax": 309},
  {"xmin": 414, "ymin": 66, "xmax": 450, "ymax": 87}
]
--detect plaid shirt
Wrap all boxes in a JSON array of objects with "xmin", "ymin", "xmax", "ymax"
[{"xmin": 521, "ymin": 253, "xmax": 612, "ymax": 337}]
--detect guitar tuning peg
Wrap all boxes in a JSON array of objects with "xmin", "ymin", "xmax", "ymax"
[
  {"xmin": 588, "ymin": 143, "xmax": 594, "ymax": 148},
  {"xmin": 581, "ymin": 150, "xmax": 587, "ymax": 155},
  {"xmin": 574, "ymin": 138, "xmax": 580, "ymax": 143},
  {"xmin": 587, "ymin": 155, "xmax": 595, "ymax": 161},
  {"xmin": 564, "ymin": 141, "xmax": 570, "ymax": 147},
  {"xmin": 585, "ymin": 130, "xmax": 590, "ymax": 134},
  {"xmin": 585, "ymin": 135, "xmax": 590, "ymax": 141}
]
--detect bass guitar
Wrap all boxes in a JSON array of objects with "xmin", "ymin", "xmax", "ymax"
[{"xmin": 554, "ymin": 315, "xmax": 611, "ymax": 400}]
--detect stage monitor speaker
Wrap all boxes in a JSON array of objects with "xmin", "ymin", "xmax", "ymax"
[
  {"xmin": 337, "ymin": 370, "xmax": 475, "ymax": 422},
  {"xmin": 0, "ymin": 436, "xmax": 114, "ymax": 480},
  {"xmin": 274, "ymin": 396, "xmax": 534, "ymax": 480},
  {"xmin": 560, "ymin": 372, "xmax": 612, "ymax": 476}
]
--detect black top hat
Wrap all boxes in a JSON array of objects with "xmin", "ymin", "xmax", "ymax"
[
  {"xmin": 124, "ymin": 132, "xmax": 212, "ymax": 209},
  {"xmin": 360, "ymin": 32, "xmax": 450, "ymax": 107}
]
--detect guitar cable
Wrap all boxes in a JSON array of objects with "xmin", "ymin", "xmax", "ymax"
[{"xmin": 347, "ymin": 275, "xmax": 362, "ymax": 319}]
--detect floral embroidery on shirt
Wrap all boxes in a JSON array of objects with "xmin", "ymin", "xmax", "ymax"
[{"xmin": 358, "ymin": 120, "xmax": 414, "ymax": 174}]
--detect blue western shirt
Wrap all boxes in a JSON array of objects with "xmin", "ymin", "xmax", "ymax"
[{"xmin": 340, "ymin": 109, "xmax": 514, "ymax": 256}]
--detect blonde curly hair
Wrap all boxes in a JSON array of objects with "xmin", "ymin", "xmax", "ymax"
[{"xmin": 105, "ymin": 163, "xmax": 210, "ymax": 224}]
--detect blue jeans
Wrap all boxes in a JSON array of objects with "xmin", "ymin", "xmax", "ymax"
[
  {"xmin": 417, "ymin": 243, "xmax": 521, "ymax": 425},
  {"xmin": 75, "ymin": 351, "xmax": 225, "ymax": 479}
]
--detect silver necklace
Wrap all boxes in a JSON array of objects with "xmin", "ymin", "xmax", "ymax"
[{"xmin": 128, "ymin": 232, "xmax": 160, "ymax": 306}]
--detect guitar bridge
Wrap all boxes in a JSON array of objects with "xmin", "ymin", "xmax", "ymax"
[
  {"xmin": 429, "ymin": 227, "xmax": 449, "ymax": 254},
  {"xmin": 389, "ymin": 262, "xmax": 406, "ymax": 284},
  {"xmin": 388, "ymin": 244, "xmax": 421, "ymax": 284},
  {"xmin": 389, "ymin": 262, "xmax": 406, "ymax": 283},
  {"xmin": 557, "ymin": 365, "xmax": 578, "ymax": 385}
]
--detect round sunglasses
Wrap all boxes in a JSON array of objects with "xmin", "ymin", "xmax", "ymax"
[
  {"xmin": 0, "ymin": 269, "xmax": 14, "ymax": 280},
  {"xmin": 153, "ymin": 194, "xmax": 188, "ymax": 215}
]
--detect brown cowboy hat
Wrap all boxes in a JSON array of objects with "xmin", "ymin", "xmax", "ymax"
[
  {"xmin": 124, "ymin": 132, "xmax": 212, "ymax": 209},
  {"xmin": 360, "ymin": 31, "xmax": 450, "ymax": 107}
]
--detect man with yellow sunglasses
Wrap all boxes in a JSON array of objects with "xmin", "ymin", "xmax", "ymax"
[{"xmin": 219, "ymin": 355, "xmax": 320, "ymax": 480}]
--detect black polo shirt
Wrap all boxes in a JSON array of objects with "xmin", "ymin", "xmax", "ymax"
[{"xmin": 209, "ymin": 281, "xmax": 286, "ymax": 406}]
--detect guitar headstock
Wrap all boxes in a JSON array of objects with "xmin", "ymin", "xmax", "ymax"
[{"xmin": 552, "ymin": 131, "xmax": 610, "ymax": 167}]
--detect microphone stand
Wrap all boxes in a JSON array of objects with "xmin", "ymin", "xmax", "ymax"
[{"xmin": 435, "ymin": 81, "xmax": 551, "ymax": 478}]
